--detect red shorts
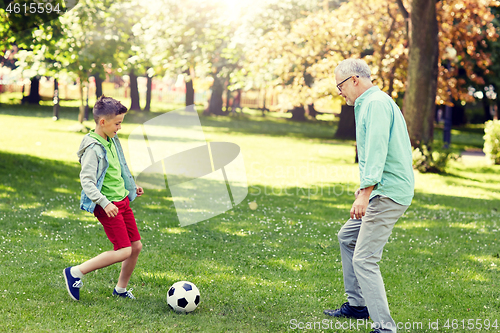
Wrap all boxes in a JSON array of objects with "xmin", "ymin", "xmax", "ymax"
[{"xmin": 94, "ymin": 196, "xmax": 141, "ymax": 251}]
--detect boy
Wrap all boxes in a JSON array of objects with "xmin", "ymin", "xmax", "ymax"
[{"xmin": 64, "ymin": 96, "xmax": 144, "ymax": 301}]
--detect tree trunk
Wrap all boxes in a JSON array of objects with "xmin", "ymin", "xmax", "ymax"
[
  {"xmin": 496, "ymin": 96, "xmax": 500, "ymax": 120},
  {"xmin": 130, "ymin": 69, "xmax": 141, "ymax": 111},
  {"xmin": 225, "ymin": 79, "xmax": 231, "ymax": 112},
  {"xmin": 145, "ymin": 74, "xmax": 152, "ymax": 111},
  {"xmin": 402, "ymin": 0, "xmax": 439, "ymax": 147},
  {"xmin": 78, "ymin": 78, "xmax": 85, "ymax": 123},
  {"xmin": 95, "ymin": 73, "xmax": 103, "ymax": 99},
  {"xmin": 185, "ymin": 68, "xmax": 194, "ymax": 107},
  {"xmin": 307, "ymin": 103, "xmax": 320, "ymax": 119},
  {"xmin": 452, "ymin": 101, "xmax": 466, "ymax": 126},
  {"xmin": 334, "ymin": 104, "xmax": 356, "ymax": 140},
  {"xmin": 262, "ymin": 88, "xmax": 268, "ymax": 115},
  {"xmin": 27, "ymin": 76, "xmax": 41, "ymax": 104},
  {"xmin": 207, "ymin": 73, "xmax": 225, "ymax": 115},
  {"xmin": 290, "ymin": 105, "xmax": 307, "ymax": 121},
  {"xmin": 482, "ymin": 94, "xmax": 492, "ymax": 122},
  {"xmin": 84, "ymin": 81, "xmax": 90, "ymax": 121},
  {"xmin": 53, "ymin": 79, "xmax": 59, "ymax": 120}
]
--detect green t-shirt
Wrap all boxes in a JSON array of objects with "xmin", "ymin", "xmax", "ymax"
[
  {"xmin": 89, "ymin": 130, "xmax": 129, "ymax": 203},
  {"xmin": 354, "ymin": 86, "xmax": 415, "ymax": 206}
]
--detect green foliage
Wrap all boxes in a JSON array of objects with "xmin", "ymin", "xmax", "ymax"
[
  {"xmin": 245, "ymin": 0, "xmax": 408, "ymax": 110},
  {"xmin": 412, "ymin": 144, "xmax": 459, "ymax": 173},
  {"xmin": 0, "ymin": 0, "xmax": 68, "ymax": 49},
  {"xmin": 483, "ymin": 119, "xmax": 500, "ymax": 164}
]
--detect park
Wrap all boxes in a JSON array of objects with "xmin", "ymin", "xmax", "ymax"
[{"xmin": 2, "ymin": 0, "xmax": 500, "ymax": 332}]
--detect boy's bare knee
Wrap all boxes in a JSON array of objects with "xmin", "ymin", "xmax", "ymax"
[
  {"xmin": 116, "ymin": 246, "xmax": 132, "ymax": 260},
  {"xmin": 132, "ymin": 240, "xmax": 142, "ymax": 254}
]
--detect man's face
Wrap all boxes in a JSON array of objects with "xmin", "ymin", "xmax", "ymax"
[{"xmin": 336, "ymin": 75, "xmax": 355, "ymax": 106}]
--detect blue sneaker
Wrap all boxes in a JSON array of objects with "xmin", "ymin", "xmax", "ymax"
[
  {"xmin": 63, "ymin": 267, "xmax": 82, "ymax": 301},
  {"xmin": 324, "ymin": 302, "xmax": 369, "ymax": 319},
  {"xmin": 113, "ymin": 288, "xmax": 136, "ymax": 299}
]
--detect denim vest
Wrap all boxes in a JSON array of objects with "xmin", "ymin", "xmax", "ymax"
[{"xmin": 80, "ymin": 136, "xmax": 137, "ymax": 213}]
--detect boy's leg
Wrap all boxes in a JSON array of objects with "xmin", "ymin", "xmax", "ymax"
[
  {"xmin": 115, "ymin": 197, "xmax": 142, "ymax": 290},
  {"xmin": 117, "ymin": 240, "xmax": 142, "ymax": 288},
  {"xmin": 77, "ymin": 200, "xmax": 135, "ymax": 274},
  {"xmin": 64, "ymin": 198, "xmax": 139, "ymax": 300},
  {"xmin": 77, "ymin": 247, "xmax": 132, "ymax": 274},
  {"xmin": 65, "ymin": 248, "xmax": 131, "ymax": 301}
]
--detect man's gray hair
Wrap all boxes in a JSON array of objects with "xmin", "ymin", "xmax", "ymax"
[{"xmin": 334, "ymin": 58, "xmax": 372, "ymax": 79}]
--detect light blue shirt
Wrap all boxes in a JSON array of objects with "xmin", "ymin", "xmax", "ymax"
[{"xmin": 354, "ymin": 86, "xmax": 414, "ymax": 206}]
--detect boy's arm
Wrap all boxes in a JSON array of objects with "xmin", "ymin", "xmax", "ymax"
[{"xmin": 80, "ymin": 148, "xmax": 111, "ymax": 209}]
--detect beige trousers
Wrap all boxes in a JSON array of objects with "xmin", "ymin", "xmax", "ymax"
[{"xmin": 338, "ymin": 195, "xmax": 409, "ymax": 333}]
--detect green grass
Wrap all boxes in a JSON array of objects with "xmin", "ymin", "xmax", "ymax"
[
  {"xmin": 434, "ymin": 125, "xmax": 486, "ymax": 151},
  {"xmin": 1, "ymin": 103, "xmax": 500, "ymax": 332}
]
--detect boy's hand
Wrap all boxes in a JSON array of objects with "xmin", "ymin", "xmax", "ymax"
[
  {"xmin": 104, "ymin": 203, "xmax": 119, "ymax": 218},
  {"xmin": 136, "ymin": 186, "xmax": 144, "ymax": 197}
]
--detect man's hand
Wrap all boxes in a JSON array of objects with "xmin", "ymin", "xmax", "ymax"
[
  {"xmin": 136, "ymin": 186, "xmax": 144, "ymax": 197},
  {"xmin": 350, "ymin": 195, "xmax": 369, "ymax": 219},
  {"xmin": 350, "ymin": 186, "xmax": 374, "ymax": 220},
  {"xmin": 104, "ymin": 203, "xmax": 119, "ymax": 218}
]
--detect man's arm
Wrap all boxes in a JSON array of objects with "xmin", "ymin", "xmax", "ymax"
[{"xmin": 359, "ymin": 100, "xmax": 392, "ymax": 190}]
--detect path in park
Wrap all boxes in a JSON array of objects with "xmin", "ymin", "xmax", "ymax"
[{"xmin": 461, "ymin": 149, "xmax": 486, "ymax": 164}]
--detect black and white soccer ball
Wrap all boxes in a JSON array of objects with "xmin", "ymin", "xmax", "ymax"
[{"xmin": 167, "ymin": 281, "xmax": 200, "ymax": 313}]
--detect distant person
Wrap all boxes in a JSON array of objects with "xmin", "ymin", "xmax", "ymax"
[
  {"xmin": 231, "ymin": 89, "xmax": 242, "ymax": 115},
  {"xmin": 323, "ymin": 59, "xmax": 414, "ymax": 333},
  {"xmin": 63, "ymin": 96, "xmax": 144, "ymax": 301}
]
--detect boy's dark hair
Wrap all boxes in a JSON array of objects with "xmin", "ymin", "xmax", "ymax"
[{"xmin": 93, "ymin": 95, "xmax": 128, "ymax": 123}]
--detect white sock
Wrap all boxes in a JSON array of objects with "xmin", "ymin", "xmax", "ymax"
[
  {"xmin": 70, "ymin": 266, "xmax": 83, "ymax": 279},
  {"xmin": 115, "ymin": 286, "xmax": 126, "ymax": 293}
]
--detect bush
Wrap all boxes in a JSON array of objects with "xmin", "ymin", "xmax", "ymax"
[
  {"xmin": 412, "ymin": 144, "xmax": 459, "ymax": 173},
  {"xmin": 483, "ymin": 120, "xmax": 500, "ymax": 165}
]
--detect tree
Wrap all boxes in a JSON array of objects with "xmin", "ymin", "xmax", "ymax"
[
  {"xmin": 246, "ymin": 0, "xmax": 407, "ymax": 122},
  {"xmin": 1, "ymin": 0, "xmax": 75, "ymax": 104},
  {"xmin": 134, "ymin": 0, "xmax": 230, "ymax": 109},
  {"xmin": 249, "ymin": 0, "xmax": 498, "ymax": 140},
  {"xmin": 113, "ymin": 0, "xmax": 157, "ymax": 111},
  {"xmin": 48, "ymin": 0, "xmax": 133, "ymax": 120},
  {"xmin": 398, "ymin": 0, "xmax": 439, "ymax": 147},
  {"xmin": 398, "ymin": 0, "xmax": 498, "ymax": 147},
  {"xmin": 240, "ymin": 0, "xmax": 336, "ymax": 119}
]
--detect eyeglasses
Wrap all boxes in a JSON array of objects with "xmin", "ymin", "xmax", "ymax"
[{"xmin": 337, "ymin": 75, "xmax": 359, "ymax": 93}]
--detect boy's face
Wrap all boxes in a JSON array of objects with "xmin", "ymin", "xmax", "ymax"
[{"xmin": 98, "ymin": 113, "xmax": 125, "ymax": 139}]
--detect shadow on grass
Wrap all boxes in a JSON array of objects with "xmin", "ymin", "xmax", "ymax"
[
  {"xmin": 198, "ymin": 114, "xmax": 338, "ymax": 140},
  {"xmin": 0, "ymin": 103, "xmax": 81, "ymax": 121},
  {"xmin": 0, "ymin": 103, "xmax": 339, "ymax": 141},
  {"xmin": 447, "ymin": 164, "xmax": 500, "ymax": 176}
]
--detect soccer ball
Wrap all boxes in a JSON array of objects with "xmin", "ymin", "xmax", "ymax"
[{"xmin": 167, "ymin": 281, "xmax": 200, "ymax": 313}]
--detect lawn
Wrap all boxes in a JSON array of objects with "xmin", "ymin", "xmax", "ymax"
[{"xmin": 1, "ymin": 103, "xmax": 500, "ymax": 332}]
